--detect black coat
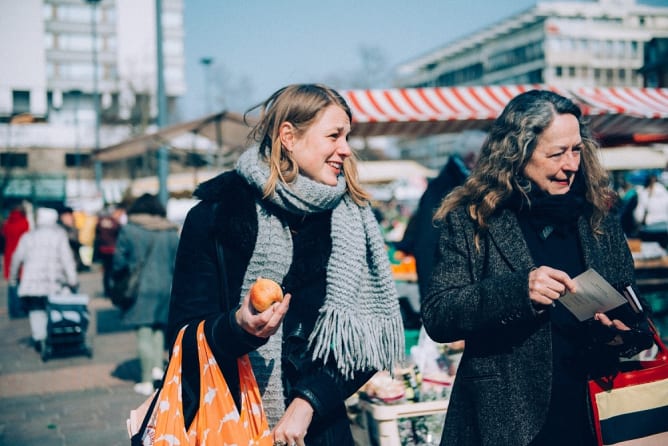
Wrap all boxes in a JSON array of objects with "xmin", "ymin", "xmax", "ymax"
[
  {"xmin": 399, "ymin": 155, "xmax": 470, "ymax": 300},
  {"xmin": 168, "ymin": 171, "xmax": 371, "ymax": 444},
  {"xmin": 422, "ymin": 206, "xmax": 650, "ymax": 446}
]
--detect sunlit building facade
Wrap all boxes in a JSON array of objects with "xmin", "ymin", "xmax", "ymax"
[
  {"xmin": 394, "ymin": 0, "xmax": 668, "ymax": 169},
  {"xmin": 0, "ymin": 0, "xmax": 185, "ymax": 207}
]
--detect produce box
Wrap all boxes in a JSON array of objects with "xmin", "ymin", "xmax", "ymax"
[{"xmin": 354, "ymin": 398, "xmax": 448, "ymax": 446}]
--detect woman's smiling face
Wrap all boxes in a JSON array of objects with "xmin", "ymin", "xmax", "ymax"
[
  {"xmin": 523, "ymin": 113, "xmax": 583, "ymax": 195},
  {"xmin": 281, "ymin": 105, "xmax": 352, "ymax": 186}
]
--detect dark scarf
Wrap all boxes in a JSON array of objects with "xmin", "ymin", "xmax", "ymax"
[{"xmin": 508, "ymin": 175, "xmax": 589, "ymax": 240}]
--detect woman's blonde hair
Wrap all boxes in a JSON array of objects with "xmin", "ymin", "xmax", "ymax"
[
  {"xmin": 245, "ymin": 84, "xmax": 369, "ymax": 206},
  {"xmin": 434, "ymin": 90, "xmax": 612, "ymax": 241}
]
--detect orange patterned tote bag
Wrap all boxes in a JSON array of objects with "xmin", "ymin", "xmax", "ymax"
[{"xmin": 129, "ymin": 321, "xmax": 272, "ymax": 445}]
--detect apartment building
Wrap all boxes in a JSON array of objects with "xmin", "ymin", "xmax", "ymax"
[
  {"xmin": 393, "ymin": 0, "xmax": 668, "ymax": 169},
  {"xmin": 0, "ymin": 0, "xmax": 185, "ymax": 208}
]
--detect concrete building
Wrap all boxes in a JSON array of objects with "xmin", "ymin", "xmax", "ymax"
[
  {"xmin": 641, "ymin": 37, "xmax": 668, "ymax": 87},
  {"xmin": 393, "ymin": 0, "xmax": 668, "ymax": 169},
  {"xmin": 0, "ymin": 0, "xmax": 185, "ymax": 210}
]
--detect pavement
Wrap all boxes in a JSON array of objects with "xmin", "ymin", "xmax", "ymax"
[{"xmin": 0, "ymin": 265, "xmax": 148, "ymax": 446}]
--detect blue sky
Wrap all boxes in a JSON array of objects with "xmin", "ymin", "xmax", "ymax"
[{"xmin": 177, "ymin": 0, "xmax": 666, "ymax": 120}]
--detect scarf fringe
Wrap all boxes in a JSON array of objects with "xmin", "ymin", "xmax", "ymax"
[{"xmin": 309, "ymin": 307, "xmax": 405, "ymax": 379}]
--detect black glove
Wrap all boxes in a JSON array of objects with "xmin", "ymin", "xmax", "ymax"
[{"xmin": 590, "ymin": 323, "xmax": 654, "ymax": 358}]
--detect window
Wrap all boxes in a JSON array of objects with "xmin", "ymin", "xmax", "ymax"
[
  {"xmin": 163, "ymin": 40, "xmax": 183, "ymax": 56},
  {"xmin": 45, "ymin": 33, "xmax": 54, "ymax": 50},
  {"xmin": 568, "ymin": 66, "xmax": 576, "ymax": 77},
  {"xmin": 0, "ymin": 153, "xmax": 28, "ymax": 168},
  {"xmin": 65, "ymin": 153, "xmax": 91, "ymax": 167},
  {"xmin": 57, "ymin": 4, "xmax": 90, "ymax": 22},
  {"xmin": 12, "ymin": 91, "xmax": 30, "ymax": 115},
  {"xmin": 59, "ymin": 63, "xmax": 93, "ymax": 81},
  {"xmin": 162, "ymin": 11, "xmax": 182, "ymax": 27},
  {"xmin": 614, "ymin": 41, "xmax": 625, "ymax": 58},
  {"xmin": 60, "ymin": 33, "xmax": 93, "ymax": 51},
  {"xmin": 555, "ymin": 66, "xmax": 563, "ymax": 77},
  {"xmin": 591, "ymin": 40, "xmax": 601, "ymax": 56}
]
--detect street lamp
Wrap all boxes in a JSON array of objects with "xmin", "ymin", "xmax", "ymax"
[
  {"xmin": 199, "ymin": 57, "xmax": 213, "ymax": 115},
  {"xmin": 70, "ymin": 90, "xmax": 83, "ymax": 198},
  {"xmin": 85, "ymin": 0, "xmax": 102, "ymax": 191},
  {"xmin": 155, "ymin": 0, "xmax": 169, "ymax": 207}
]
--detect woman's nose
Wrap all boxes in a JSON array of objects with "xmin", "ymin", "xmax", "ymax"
[
  {"xmin": 338, "ymin": 139, "xmax": 352, "ymax": 157},
  {"xmin": 563, "ymin": 151, "xmax": 580, "ymax": 171}
]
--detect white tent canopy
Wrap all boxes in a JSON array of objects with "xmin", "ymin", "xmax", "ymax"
[
  {"xmin": 357, "ymin": 160, "xmax": 437, "ymax": 183},
  {"xmin": 598, "ymin": 146, "xmax": 667, "ymax": 171}
]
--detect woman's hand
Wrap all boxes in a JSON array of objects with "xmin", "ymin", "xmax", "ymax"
[
  {"xmin": 528, "ymin": 266, "xmax": 576, "ymax": 308},
  {"xmin": 235, "ymin": 289, "xmax": 291, "ymax": 339},
  {"xmin": 594, "ymin": 312, "xmax": 630, "ymax": 346},
  {"xmin": 271, "ymin": 397, "xmax": 313, "ymax": 446}
]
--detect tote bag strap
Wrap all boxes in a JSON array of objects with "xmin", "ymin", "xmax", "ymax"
[
  {"xmin": 131, "ymin": 322, "xmax": 199, "ymax": 445},
  {"xmin": 180, "ymin": 322, "xmax": 201, "ymax": 430},
  {"xmin": 181, "ymin": 201, "xmax": 229, "ymax": 430},
  {"xmin": 647, "ymin": 318, "xmax": 668, "ymax": 360}
]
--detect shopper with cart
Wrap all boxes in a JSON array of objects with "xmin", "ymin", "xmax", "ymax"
[{"xmin": 9, "ymin": 207, "xmax": 78, "ymax": 353}]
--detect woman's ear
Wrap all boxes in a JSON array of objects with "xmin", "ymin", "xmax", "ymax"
[{"xmin": 278, "ymin": 122, "xmax": 295, "ymax": 151}]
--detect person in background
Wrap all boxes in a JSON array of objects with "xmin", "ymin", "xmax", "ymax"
[
  {"xmin": 2, "ymin": 203, "xmax": 30, "ymax": 318},
  {"xmin": 633, "ymin": 173, "xmax": 668, "ymax": 247},
  {"xmin": 169, "ymin": 84, "xmax": 404, "ymax": 445},
  {"xmin": 113, "ymin": 194, "xmax": 179, "ymax": 396},
  {"xmin": 58, "ymin": 206, "xmax": 88, "ymax": 272},
  {"xmin": 422, "ymin": 90, "xmax": 653, "ymax": 446},
  {"xmin": 9, "ymin": 207, "xmax": 78, "ymax": 352},
  {"xmin": 94, "ymin": 204, "xmax": 124, "ymax": 297},
  {"xmin": 398, "ymin": 151, "xmax": 477, "ymax": 302},
  {"xmin": 616, "ymin": 176, "xmax": 639, "ymax": 238}
]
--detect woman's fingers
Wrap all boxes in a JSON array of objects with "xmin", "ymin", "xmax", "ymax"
[
  {"xmin": 594, "ymin": 313, "xmax": 631, "ymax": 331},
  {"xmin": 529, "ymin": 266, "xmax": 574, "ymax": 306}
]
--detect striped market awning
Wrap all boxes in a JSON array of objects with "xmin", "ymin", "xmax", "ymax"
[
  {"xmin": 97, "ymin": 86, "xmax": 668, "ymax": 162},
  {"xmin": 342, "ymin": 85, "xmax": 668, "ymax": 140}
]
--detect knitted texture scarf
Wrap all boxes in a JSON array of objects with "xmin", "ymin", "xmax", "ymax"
[
  {"xmin": 508, "ymin": 174, "xmax": 588, "ymax": 239},
  {"xmin": 236, "ymin": 148, "xmax": 404, "ymax": 414}
]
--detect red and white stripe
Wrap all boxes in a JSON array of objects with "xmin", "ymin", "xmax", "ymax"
[{"xmin": 341, "ymin": 86, "xmax": 668, "ymax": 139}]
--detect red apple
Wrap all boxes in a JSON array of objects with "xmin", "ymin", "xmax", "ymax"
[{"xmin": 249, "ymin": 277, "xmax": 283, "ymax": 312}]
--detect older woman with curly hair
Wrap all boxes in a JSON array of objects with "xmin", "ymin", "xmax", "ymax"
[{"xmin": 422, "ymin": 90, "xmax": 653, "ymax": 446}]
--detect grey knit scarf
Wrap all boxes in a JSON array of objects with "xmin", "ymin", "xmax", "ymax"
[{"xmin": 236, "ymin": 148, "xmax": 404, "ymax": 421}]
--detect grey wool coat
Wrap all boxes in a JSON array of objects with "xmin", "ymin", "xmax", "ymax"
[
  {"xmin": 421, "ymin": 206, "xmax": 638, "ymax": 446},
  {"xmin": 112, "ymin": 214, "xmax": 179, "ymax": 327}
]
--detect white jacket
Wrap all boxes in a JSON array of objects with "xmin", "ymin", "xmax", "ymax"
[
  {"xmin": 9, "ymin": 208, "xmax": 78, "ymax": 298},
  {"xmin": 634, "ymin": 183, "xmax": 668, "ymax": 226}
]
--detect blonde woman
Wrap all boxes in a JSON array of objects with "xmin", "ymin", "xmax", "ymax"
[{"xmin": 168, "ymin": 84, "xmax": 404, "ymax": 445}]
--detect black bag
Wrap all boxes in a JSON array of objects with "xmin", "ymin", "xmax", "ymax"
[
  {"xmin": 109, "ymin": 266, "xmax": 141, "ymax": 310},
  {"xmin": 110, "ymin": 237, "xmax": 155, "ymax": 310}
]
